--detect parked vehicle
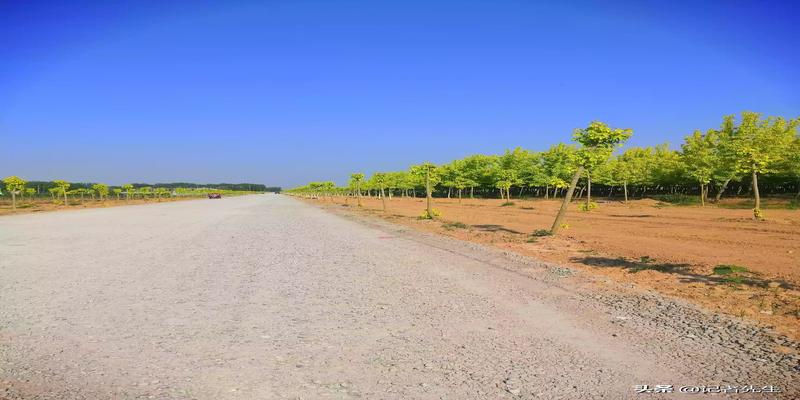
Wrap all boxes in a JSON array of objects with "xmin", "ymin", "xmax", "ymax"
[{"xmin": 208, "ymin": 193, "xmax": 222, "ymax": 199}]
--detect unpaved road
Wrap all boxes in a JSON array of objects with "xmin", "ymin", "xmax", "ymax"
[{"xmin": 0, "ymin": 195, "xmax": 797, "ymax": 399}]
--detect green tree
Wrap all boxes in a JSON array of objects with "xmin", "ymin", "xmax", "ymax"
[
  {"xmin": 541, "ymin": 144, "xmax": 576, "ymax": 199},
  {"xmin": 680, "ymin": 130, "xmax": 718, "ymax": 206},
  {"xmin": 349, "ymin": 173, "xmax": 365, "ymax": 207},
  {"xmin": 370, "ymin": 173, "xmax": 389, "ymax": 211},
  {"xmin": 551, "ymin": 122, "xmax": 632, "ymax": 234},
  {"xmin": 53, "ymin": 180, "xmax": 71, "ymax": 205},
  {"xmin": 24, "ymin": 187, "xmax": 37, "ymax": 202},
  {"xmin": 410, "ymin": 162, "xmax": 440, "ymax": 218},
  {"xmin": 92, "ymin": 183, "xmax": 110, "ymax": 201},
  {"xmin": 121, "ymin": 184, "xmax": 134, "ymax": 202},
  {"xmin": 727, "ymin": 112, "xmax": 798, "ymax": 218},
  {"xmin": 3, "ymin": 176, "xmax": 27, "ymax": 210}
]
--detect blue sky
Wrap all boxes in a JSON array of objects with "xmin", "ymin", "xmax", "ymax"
[{"xmin": 1, "ymin": 0, "xmax": 797, "ymax": 187}]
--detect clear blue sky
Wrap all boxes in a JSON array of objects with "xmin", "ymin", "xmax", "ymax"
[{"xmin": 1, "ymin": 0, "xmax": 797, "ymax": 187}]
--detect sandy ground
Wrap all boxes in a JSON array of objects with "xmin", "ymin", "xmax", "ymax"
[
  {"xmin": 1, "ymin": 195, "xmax": 798, "ymax": 399},
  {"xmin": 0, "ymin": 197, "xmax": 205, "ymax": 217},
  {"xmin": 305, "ymin": 196, "xmax": 800, "ymax": 341}
]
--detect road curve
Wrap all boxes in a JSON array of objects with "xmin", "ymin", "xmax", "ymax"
[{"xmin": 0, "ymin": 195, "xmax": 796, "ymax": 399}]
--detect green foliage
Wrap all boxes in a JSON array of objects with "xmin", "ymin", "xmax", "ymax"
[
  {"xmin": 578, "ymin": 201, "xmax": 597, "ymax": 211},
  {"xmin": 53, "ymin": 180, "xmax": 71, "ymax": 194},
  {"xmin": 712, "ymin": 264, "xmax": 749, "ymax": 275},
  {"xmin": 442, "ymin": 221, "xmax": 468, "ymax": 229},
  {"xmin": 728, "ymin": 112, "xmax": 797, "ymax": 176},
  {"xmin": 2, "ymin": 176, "xmax": 27, "ymax": 194},
  {"xmin": 654, "ymin": 194, "xmax": 699, "ymax": 205},
  {"xmin": 419, "ymin": 208, "xmax": 442, "ymax": 219},
  {"xmin": 574, "ymin": 121, "xmax": 633, "ymax": 171},
  {"xmin": 712, "ymin": 264, "xmax": 751, "ymax": 285},
  {"xmin": 286, "ymin": 111, "xmax": 798, "ymax": 210},
  {"xmin": 681, "ymin": 130, "xmax": 718, "ymax": 186},
  {"xmin": 91, "ymin": 183, "xmax": 109, "ymax": 199},
  {"xmin": 531, "ymin": 229, "xmax": 552, "ymax": 237}
]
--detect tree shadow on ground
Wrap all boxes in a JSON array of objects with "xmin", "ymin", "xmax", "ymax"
[
  {"xmin": 471, "ymin": 224, "xmax": 524, "ymax": 234},
  {"xmin": 571, "ymin": 256, "xmax": 795, "ymax": 290}
]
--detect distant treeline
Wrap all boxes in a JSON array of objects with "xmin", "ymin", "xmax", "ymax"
[{"xmin": 3, "ymin": 181, "xmax": 280, "ymax": 193}]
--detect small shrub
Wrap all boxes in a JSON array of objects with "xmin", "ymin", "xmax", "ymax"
[
  {"xmin": 753, "ymin": 208, "xmax": 765, "ymax": 220},
  {"xmin": 419, "ymin": 208, "xmax": 442, "ymax": 219},
  {"xmin": 712, "ymin": 264, "xmax": 750, "ymax": 286},
  {"xmin": 442, "ymin": 221, "xmax": 468, "ymax": 230},
  {"xmin": 500, "ymin": 201, "xmax": 516, "ymax": 207},
  {"xmin": 639, "ymin": 256, "xmax": 654, "ymax": 264},
  {"xmin": 531, "ymin": 229, "xmax": 552, "ymax": 237},
  {"xmin": 526, "ymin": 237, "xmax": 538, "ymax": 243},
  {"xmin": 578, "ymin": 201, "xmax": 597, "ymax": 212},
  {"xmin": 712, "ymin": 264, "xmax": 749, "ymax": 276},
  {"xmin": 654, "ymin": 194, "xmax": 699, "ymax": 205}
]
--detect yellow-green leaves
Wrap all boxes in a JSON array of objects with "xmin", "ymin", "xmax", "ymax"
[{"xmin": 3, "ymin": 176, "xmax": 27, "ymax": 194}]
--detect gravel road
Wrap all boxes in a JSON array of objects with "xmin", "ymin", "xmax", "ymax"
[{"xmin": 1, "ymin": 195, "xmax": 797, "ymax": 399}]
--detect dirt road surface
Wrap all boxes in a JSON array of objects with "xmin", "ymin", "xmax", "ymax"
[{"xmin": 1, "ymin": 195, "xmax": 797, "ymax": 399}]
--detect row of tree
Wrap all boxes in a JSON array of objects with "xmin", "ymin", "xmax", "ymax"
[
  {"xmin": 0, "ymin": 178, "xmax": 267, "ymax": 210},
  {"xmin": 287, "ymin": 112, "xmax": 799, "ymax": 229}
]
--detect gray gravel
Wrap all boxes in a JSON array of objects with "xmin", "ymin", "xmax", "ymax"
[{"xmin": 0, "ymin": 195, "xmax": 796, "ymax": 399}]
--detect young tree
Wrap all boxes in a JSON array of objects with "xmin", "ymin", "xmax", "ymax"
[
  {"xmin": 112, "ymin": 188, "xmax": 122, "ymax": 200},
  {"xmin": 155, "ymin": 187, "xmax": 170, "ymax": 201},
  {"xmin": 551, "ymin": 122, "xmax": 632, "ymax": 234},
  {"xmin": 2, "ymin": 176, "xmax": 27, "ymax": 210},
  {"xmin": 349, "ymin": 173, "xmax": 365, "ymax": 207},
  {"xmin": 92, "ymin": 183, "xmax": 110, "ymax": 201},
  {"xmin": 410, "ymin": 162, "xmax": 440, "ymax": 218},
  {"xmin": 727, "ymin": 112, "xmax": 798, "ymax": 218},
  {"xmin": 680, "ymin": 130, "xmax": 718, "ymax": 206},
  {"xmin": 53, "ymin": 180, "xmax": 71, "ymax": 205},
  {"xmin": 25, "ymin": 187, "xmax": 37, "ymax": 202},
  {"xmin": 371, "ymin": 173, "xmax": 389, "ymax": 211},
  {"xmin": 121, "ymin": 184, "xmax": 134, "ymax": 202}
]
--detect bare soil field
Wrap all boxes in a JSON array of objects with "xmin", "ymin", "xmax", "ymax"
[
  {"xmin": 0, "ymin": 197, "xmax": 207, "ymax": 216},
  {"xmin": 305, "ymin": 196, "xmax": 800, "ymax": 340}
]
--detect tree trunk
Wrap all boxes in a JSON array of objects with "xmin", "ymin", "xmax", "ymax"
[
  {"xmin": 796, "ymin": 179, "xmax": 800, "ymax": 200},
  {"xmin": 551, "ymin": 167, "xmax": 583, "ymax": 234},
  {"xmin": 380, "ymin": 186, "xmax": 387, "ymax": 212},
  {"xmin": 11, "ymin": 192, "xmax": 16, "ymax": 210},
  {"xmin": 507, "ymin": 187, "xmax": 512, "ymax": 200},
  {"xmin": 586, "ymin": 172, "xmax": 592, "ymax": 207},
  {"xmin": 357, "ymin": 184, "xmax": 362, "ymax": 207},
  {"xmin": 63, "ymin": 191, "xmax": 68, "ymax": 206},
  {"xmin": 700, "ymin": 183, "xmax": 705, "ymax": 206},
  {"xmin": 752, "ymin": 169, "xmax": 760, "ymax": 217},
  {"xmin": 715, "ymin": 178, "xmax": 731, "ymax": 203},
  {"xmin": 544, "ymin": 184, "xmax": 549, "ymax": 199},
  {"xmin": 447, "ymin": 187, "xmax": 451, "ymax": 199},
  {"xmin": 458, "ymin": 188, "xmax": 462, "ymax": 204},
  {"xmin": 425, "ymin": 169, "xmax": 433, "ymax": 217}
]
